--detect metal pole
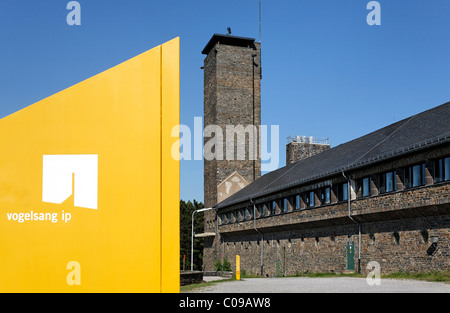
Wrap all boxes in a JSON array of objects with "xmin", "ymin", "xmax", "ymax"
[
  {"xmin": 191, "ymin": 208, "xmax": 213, "ymax": 271},
  {"xmin": 191, "ymin": 210, "xmax": 195, "ymax": 271}
]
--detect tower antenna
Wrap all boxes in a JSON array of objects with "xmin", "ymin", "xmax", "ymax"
[
  {"xmin": 259, "ymin": 0, "xmax": 262, "ymax": 43},
  {"xmin": 259, "ymin": 0, "xmax": 262, "ymax": 79}
]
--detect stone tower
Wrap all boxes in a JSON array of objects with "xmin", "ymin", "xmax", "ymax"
[
  {"xmin": 202, "ymin": 34, "xmax": 262, "ymax": 209},
  {"xmin": 201, "ymin": 34, "xmax": 262, "ymax": 271}
]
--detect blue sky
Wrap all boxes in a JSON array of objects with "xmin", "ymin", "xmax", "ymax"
[{"xmin": 1, "ymin": 1, "xmax": 449, "ymax": 202}]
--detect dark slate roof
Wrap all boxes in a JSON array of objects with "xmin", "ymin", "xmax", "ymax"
[
  {"xmin": 202, "ymin": 34, "xmax": 256, "ymax": 55},
  {"xmin": 215, "ymin": 102, "xmax": 450, "ymax": 209}
]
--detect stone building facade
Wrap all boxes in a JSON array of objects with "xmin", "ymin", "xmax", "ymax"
[
  {"xmin": 213, "ymin": 142, "xmax": 450, "ymax": 276},
  {"xmin": 200, "ymin": 33, "xmax": 450, "ymax": 276}
]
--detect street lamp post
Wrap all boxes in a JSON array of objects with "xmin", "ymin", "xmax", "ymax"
[{"xmin": 191, "ymin": 207, "xmax": 213, "ymax": 271}]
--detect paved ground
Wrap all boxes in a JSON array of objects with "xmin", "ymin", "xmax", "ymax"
[{"xmin": 192, "ymin": 277, "xmax": 450, "ymax": 293}]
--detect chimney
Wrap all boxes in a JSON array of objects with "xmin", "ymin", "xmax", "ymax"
[{"xmin": 286, "ymin": 136, "xmax": 330, "ymax": 165}]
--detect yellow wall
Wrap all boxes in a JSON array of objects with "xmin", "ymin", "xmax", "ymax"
[{"xmin": 0, "ymin": 38, "xmax": 180, "ymax": 292}]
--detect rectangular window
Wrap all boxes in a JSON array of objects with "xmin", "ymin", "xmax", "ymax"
[
  {"xmin": 241, "ymin": 208, "xmax": 246, "ymax": 220},
  {"xmin": 445, "ymin": 157, "xmax": 450, "ymax": 181},
  {"xmin": 434, "ymin": 159, "xmax": 443, "ymax": 183},
  {"xmin": 380, "ymin": 171, "xmax": 395, "ymax": 193},
  {"xmin": 412, "ymin": 164, "xmax": 422, "ymax": 187},
  {"xmin": 355, "ymin": 179, "xmax": 363, "ymax": 198},
  {"xmin": 363, "ymin": 177, "xmax": 371, "ymax": 197},
  {"xmin": 295, "ymin": 195, "xmax": 301, "ymax": 210},
  {"xmin": 434, "ymin": 157, "xmax": 450, "ymax": 183},
  {"xmin": 342, "ymin": 183, "xmax": 348, "ymax": 201},
  {"xmin": 379, "ymin": 173, "xmax": 386, "ymax": 194},
  {"xmin": 325, "ymin": 187, "xmax": 331, "ymax": 204},
  {"xmin": 386, "ymin": 171, "xmax": 395, "ymax": 192},
  {"xmin": 283, "ymin": 198, "xmax": 288, "ymax": 213},
  {"xmin": 271, "ymin": 201, "xmax": 277, "ymax": 215},
  {"xmin": 319, "ymin": 189, "xmax": 324, "ymax": 204},
  {"xmin": 404, "ymin": 166, "xmax": 412, "ymax": 189},
  {"xmin": 258, "ymin": 204, "xmax": 265, "ymax": 217},
  {"xmin": 309, "ymin": 191, "xmax": 315, "ymax": 207},
  {"xmin": 404, "ymin": 163, "xmax": 425, "ymax": 188}
]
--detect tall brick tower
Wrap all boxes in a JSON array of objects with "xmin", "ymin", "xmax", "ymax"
[
  {"xmin": 201, "ymin": 34, "xmax": 262, "ymax": 270},
  {"xmin": 202, "ymin": 33, "xmax": 262, "ymax": 209}
]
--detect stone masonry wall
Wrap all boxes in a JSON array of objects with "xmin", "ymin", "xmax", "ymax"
[
  {"xmin": 286, "ymin": 141, "xmax": 330, "ymax": 165},
  {"xmin": 219, "ymin": 215, "xmax": 449, "ymax": 277},
  {"xmin": 203, "ymin": 41, "xmax": 261, "ymax": 209}
]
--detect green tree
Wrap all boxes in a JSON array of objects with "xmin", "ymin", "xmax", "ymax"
[{"xmin": 180, "ymin": 199, "xmax": 204, "ymax": 271}]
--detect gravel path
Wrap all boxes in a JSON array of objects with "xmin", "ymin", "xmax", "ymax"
[{"xmin": 191, "ymin": 277, "xmax": 450, "ymax": 293}]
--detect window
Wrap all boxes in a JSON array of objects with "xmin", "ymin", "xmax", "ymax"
[
  {"xmin": 303, "ymin": 193, "xmax": 309, "ymax": 207},
  {"xmin": 412, "ymin": 164, "xmax": 423, "ymax": 187},
  {"xmin": 295, "ymin": 195, "xmax": 301, "ymax": 210},
  {"xmin": 319, "ymin": 187, "xmax": 331, "ymax": 205},
  {"xmin": 434, "ymin": 157, "xmax": 450, "ymax": 183},
  {"xmin": 404, "ymin": 167, "xmax": 411, "ymax": 188},
  {"xmin": 356, "ymin": 177, "xmax": 371, "ymax": 198},
  {"xmin": 378, "ymin": 174, "xmax": 385, "ymax": 193},
  {"xmin": 227, "ymin": 212, "xmax": 232, "ymax": 224},
  {"xmin": 386, "ymin": 171, "xmax": 395, "ymax": 192},
  {"xmin": 325, "ymin": 187, "xmax": 331, "ymax": 204},
  {"xmin": 363, "ymin": 177, "xmax": 371, "ymax": 197},
  {"xmin": 278, "ymin": 199, "xmax": 284, "ymax": 213},
  {"xmin": 283, "ymin": 198, "xmax": 288, "ymax": 212},
  {"xmin": 258, "ymin": 203, "xmax": 265, "ymax": 217},
  {"xmin": 309, "ymin": 191, "xmax": 315, "ymax": 207},
  {"xmin": 446, "ymin": 157, "xmax": 450, "ymax": 181},
  {"xmin": 379, "ymin": 171, "xmax": 396, "ymax": 194},
  {"xmin": 240, "ymin": 208, "xmax": 246, "ymax": 220},
  {"xmin": 271, "ymin": 200, "xmax": 277, "ymax": 215},
  {"xmin": 434, "ymin": 159, "xmax": 444, "ymax": 183},
  {"xmin": 404, "ymin": 163, "xmax": 425, "ymax": 188},
  {"xmin": 248, "ymin": 206, "xmax": 254, "ymax": 219},
  {"xmin": 342, "ymin": 183, "xmax": 348, "ymax": 201}
]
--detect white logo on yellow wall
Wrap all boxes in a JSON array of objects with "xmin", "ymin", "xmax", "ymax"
[
  {"xmin": 42, "ymin": 155, "xmax": 98, "ymax": 210},
  {"xmin": 42, "ymin": 154, "xmax": 97, "ymax": 287}
]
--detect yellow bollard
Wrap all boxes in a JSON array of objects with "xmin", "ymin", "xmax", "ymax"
[{"xmin": 236, "ymin": 255, "xmax": 241, "ymax": 281}]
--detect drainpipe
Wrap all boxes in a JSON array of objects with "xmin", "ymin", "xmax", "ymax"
[
  {"xmin": 342, "ymin": 171, "xmax": 361, "ymax": 273},
  {"xmin": 250, "ymin": 198, "xmax": 264, "ymax": 276}
]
